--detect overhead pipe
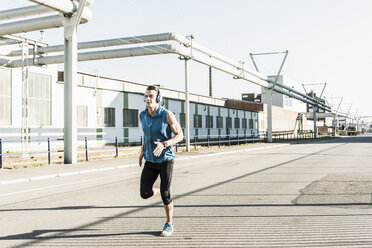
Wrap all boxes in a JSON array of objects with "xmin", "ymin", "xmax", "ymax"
[
  {"xmin": 0, "ymin": 5, "xmax": 53, "ymax": 21},
  {"xmin": 4, "ymin": 37, "xmax": 330, "ymax": 111},
  {"xmin": 0, "ymin": 2, "xmax": 92, "ymax": 36},
  {"xmin": 0, "ymin": 15, "xmax": 67, "ymax": 36},
  {"xmin": 173, "ymin": 43, "xmax": 270, "ymax": 88},
  {"xmin": 9, "ymin": 33, "xmax": 174, "ymax": 56},
  {"xmin": 5, "ymin": 42, "xmax": 327, "ymax": 109},
  {"xmin": 171, "ymin": 33, "xmax": 268, "ymax": 82},
  {"xmin": 272, "ymin": 86, "xmax": 329, "ymax": 111},
  {"xmin": 7, "ymin": 32, "xmax": 268, "ymax": 82},
  {"xmin": 7, "ymin": 44, "xmax": 175, "ymax": 67},
  {"xmin": 272, "ymin": 81, "xmax": 331, "ymax": 111},
  {"xmin": 7, "ymin": 42, "xmax": 270, "ymax": 88},
  {"xmin": 0, "ymin": 13, "xmax": 92, "ymax": 36},
  {"xmin": 27, "ymin": 0, "xmax": 93, "ymax": 19},
  {"xmin": 0, "ymin": 40, "xmax": 19, "ymax": 46},
  {"xmin": 268, "ymin": 76, "xmax": 330, "ymax": 110}
]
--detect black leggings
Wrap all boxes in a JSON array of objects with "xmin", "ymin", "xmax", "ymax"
[{"xmin": 140, "ymin": 159, "xmax": 174, "ymax": 205}]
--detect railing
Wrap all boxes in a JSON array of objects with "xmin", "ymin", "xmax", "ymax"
[
  {"xmin": 0, "ymin": 130, "xmax": 321, "ymax": 169},
  {"xmin": 271, "ymin": 130, "xmax": 314, "ymax": 142}
]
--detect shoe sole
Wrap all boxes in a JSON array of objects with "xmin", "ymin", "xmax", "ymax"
[{"xmin": 161, "ymin": 229, "xmax": 174, "ymax": 237}]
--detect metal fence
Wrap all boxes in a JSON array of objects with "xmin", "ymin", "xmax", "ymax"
[{"xmin": 0, "ymin": 130, "xmax": 318, "ymax": 169}]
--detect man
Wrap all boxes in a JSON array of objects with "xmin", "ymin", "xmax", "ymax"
[{"xmin": 139, "ymin": 85, "xmax": 183, "ymax": 236}]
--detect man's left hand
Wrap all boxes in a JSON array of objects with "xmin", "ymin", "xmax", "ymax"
[{"xmin": 153, "ymin": 141, "xmax": 165, "ymax": 157}]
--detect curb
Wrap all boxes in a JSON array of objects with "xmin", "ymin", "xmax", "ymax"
[{"xmin": 0, "ymin": 144, "xmax": 289, "ymax": 185}]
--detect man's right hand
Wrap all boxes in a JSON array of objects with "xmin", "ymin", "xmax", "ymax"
[{"xmin": 139, "ymin": 152, "xmax": 144, "ymax": 167}]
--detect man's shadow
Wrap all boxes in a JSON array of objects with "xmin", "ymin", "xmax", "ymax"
[{"xmin": 0, "ymin": 228, "xmax": 161, "ymax": 240}]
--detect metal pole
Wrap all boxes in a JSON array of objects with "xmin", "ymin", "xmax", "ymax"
[
  {"xmin": 249, "ymin": 53, "xmax": 260, "ymax": 72},
  {"xmin": 267, "ymin": 88, "xmax": 273, "ymax": 143},
  {"xmin": 85, "ymin": 136, "xmax": 88, "ymax": 161},
  {"xmin": 209, "ymin": 66, "xmax": 213, "ymax": 97},
  {"xmin": 63, "ymin": 24, "xmax": 78, "ymax": 164},
  {"xmin": 47, "ymin": 138, "xmax": 51, "ymax": 164},
  {"xmin": 185, "ymin": 58, "xmax": 191, "ymax": 152},
  {"xmin": 313, "ymin": 105, "xmax": 318, "ymax": 139},
  {"xmin": 21, "ymin": 43, "xmax": 29, "ymax": 158},
  {"xmin": 0, "ymin": 139, "xmax": 3, "ymax": 169},
  {"xmin": 115, "ymin": 136, "xmax": 118, "ymax": 157},
  {"xmin": 62, "ymin": 0, "xmax": 88, "ymax": 164}
]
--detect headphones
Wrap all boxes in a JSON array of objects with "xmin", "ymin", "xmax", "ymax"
[{"xmin": 144, "ymin": 86, "xmax": 162, "ymax": 103}]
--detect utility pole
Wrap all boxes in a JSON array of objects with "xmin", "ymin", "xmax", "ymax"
[
  {"xmin": 62, "ymin": 0, "xmax": 88, "ymax": 164},
  {"xmin": 302, "ymin": 83, "xmax": 327, "ymax": 139},
  {"xmin": 21, "ymin": 43, "xmax": 29, "ymax": 157},
  {"xmin": 249, "ymin": 51, "xmax": 288, "ymax": 142}
]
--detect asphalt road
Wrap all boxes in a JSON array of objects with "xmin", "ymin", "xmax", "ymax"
[{"xmin": 1, "ymin": 135, "xmax": 372, "ymax": 247}]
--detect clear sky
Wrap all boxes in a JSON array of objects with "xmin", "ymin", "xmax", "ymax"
[{"xmin": 3, "ymin": 0, "xmax": 372, "ymax": 120}]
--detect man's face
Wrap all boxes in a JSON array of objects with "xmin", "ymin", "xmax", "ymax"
[{"xmin": 145, "ymin": 90, "xmax": 158, "ymax": 108}]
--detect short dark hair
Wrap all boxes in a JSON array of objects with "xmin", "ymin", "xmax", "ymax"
[{"xmin": 146, "ymin": 85, "xmax": 159, "ymax": 92}]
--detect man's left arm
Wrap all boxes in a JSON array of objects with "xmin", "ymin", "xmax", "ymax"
[
  {"xmin": 153, "ymin": 111, "xmax": 183, "ymax": 156},
  {"xmin": 165, "ymin": 111, "xmax": 184, "ymax": 147}
]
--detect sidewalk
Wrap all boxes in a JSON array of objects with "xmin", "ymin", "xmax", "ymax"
[{"xmin": 0, "ymin": 143, "xmax": 290, "ymax": 185}]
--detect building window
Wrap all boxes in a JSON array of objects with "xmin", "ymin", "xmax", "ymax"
[
  {"xmin": 179, "ymin": 113, "xmax": 185, "ymax": 128},
  {"xmin": 216, "ymin": 116, "xmax": 223, "ymax": 129},
  {"xmin": 193, "ymin": 114, "xmax": 202, "ymax": 128},
  {"xmin": 226, "ymin": 117, "xmax": 232, "ymax": 129},
  {"xmin": 28, "ymin": 72, "xmax": 52, "ymax": 126},
  {"xmin": 249, "ymin": 119, "xmax": 254, "ymax": 129},
  {"xmin": 206, "ymin": 115, "xmax": 213, "ymax": 128},
  {"xmin": 97, "ymin": 107, "xmax": 115, "ymax": 127},
  {"xmin": 123, "ymin": 109, "xmax": 138, "ymax": 127},
  {"xmin": 234, "ymin": 117, "xmax": 240, "ymax": 129},
  {"xmin": 0, "ymin": 67, "xmax": 11, "ymax": 125},
  {"xmin": 242, "ymin": 118, "xmax": 247, "ymax": 129},
  {"xmin": 77, "ymin": 105, "xmax": 88, "ymax": 127}
]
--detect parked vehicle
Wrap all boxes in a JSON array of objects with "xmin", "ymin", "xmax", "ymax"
[{"xmin": 347, "ymin": 126, "xmax": 357, "ymax": 136}]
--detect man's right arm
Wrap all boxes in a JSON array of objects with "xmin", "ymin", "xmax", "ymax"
[{"xmin": 139, "ymin": 115, "xmax": 144, "ymax": 167}]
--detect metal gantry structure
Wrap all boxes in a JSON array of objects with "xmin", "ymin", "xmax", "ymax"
[{"xmin": 0, "ymin": 1, "xmax": 334, "ymax": 163}]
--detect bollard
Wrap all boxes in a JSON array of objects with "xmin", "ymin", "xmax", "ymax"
[
  {"xmin": 175, "ymin": 143, "xmax": 178, "ymax": 152},
  {"xmin": 218, "ymin": 135, "xmax": 221, "ymax": 148},
  {"xmin": 85, "ymin": 137, "xmax": 88, "ymax": 161},
  {"xmin": 47, "ymin": 138, "xmax": 51, "ymax": 165},
  {"xmin": 140, "ymin": 136, "xmax": 143, "ymax": 147},
  {"xmin": 0, "ymin": 139, "xmax": 3, "ymax": 169},
  {"xmin": 115, "ymin": 136, "xmax": 119, "ymax": 157},
  {"xmin": 194, "ymin": 136, "xmax": 197, "ymax": 150}
]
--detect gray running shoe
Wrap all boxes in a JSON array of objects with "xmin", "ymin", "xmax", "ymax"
[{"xmin": 161, "ymin": 223, "xmax": 174, "ymax": 236}]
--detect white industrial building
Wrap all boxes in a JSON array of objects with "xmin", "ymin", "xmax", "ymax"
[{"xmin": 0, "ymin": 64, "xmax": 262, "ymax": 152}]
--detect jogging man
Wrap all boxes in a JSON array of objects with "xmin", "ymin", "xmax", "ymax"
[{"xmin": 139, "ymin": 85, "xmax": 183, "ymax": 236}]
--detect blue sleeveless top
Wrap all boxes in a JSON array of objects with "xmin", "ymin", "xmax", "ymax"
[{"xmin": 140, "ymin": 106, "xmax": 175, "ymax": 163}]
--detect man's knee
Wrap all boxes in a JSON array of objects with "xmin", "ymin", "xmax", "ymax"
[
  {"xmin": 161, "ymin": 190, "xmax": 172, "ymax": 205},
  {"xmin": 140, "ymin": 190, "xmax": 153, "ymax": 199}
]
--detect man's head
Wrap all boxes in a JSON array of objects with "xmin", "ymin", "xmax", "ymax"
[{"xmin": 145, "ymin": 85, "xmax": 161, "ymax": 108}]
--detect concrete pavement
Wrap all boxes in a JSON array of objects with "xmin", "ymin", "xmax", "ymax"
[
  {"xmin": 0, "ymin": 143, "xmax": 289, "ymax": 185},
  {"xmin": 1, "ymin": 135, "xmax": 372, "ymax": 247}
]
